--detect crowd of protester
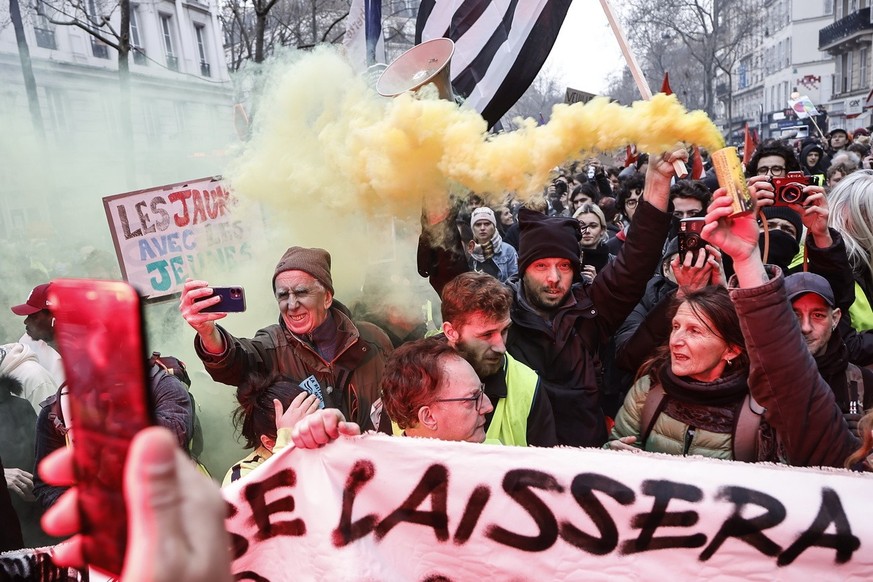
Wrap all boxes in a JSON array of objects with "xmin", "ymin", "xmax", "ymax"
[{"xmin": 3, "ymin": 128, "xmax": 873, "ymax": 578}]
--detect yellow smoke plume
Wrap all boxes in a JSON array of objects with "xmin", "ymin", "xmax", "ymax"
[{"xmin": 230, "ymin": 47, "xmax": 722, "ymax": 220}]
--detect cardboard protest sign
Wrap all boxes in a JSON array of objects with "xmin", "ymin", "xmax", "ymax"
[
  {"xmin": 223, "ymin": 435, "xmax": 872, "ymax": 581},
  {"xmin": 103, "ymin": 177, "xmax": 253, "ymax": 300}
]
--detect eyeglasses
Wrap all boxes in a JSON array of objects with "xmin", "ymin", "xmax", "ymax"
[
  {"xmin": 578, "ymin": 222, "xmax": 602, "ymax": 232},
  {"xmin": 672, "ymin": 209, "xmax": 703, "ymax": 219},
  {"xmin": 432, "ymin": 385, "xmax": 486, "ymax": 411},
  {"xmin": 624, "ymin": 198, "xmax": 639, "ymax": 208},
  {"xmin": 756, "ymin": 165, "xmax": 786, "ymax": 177}
]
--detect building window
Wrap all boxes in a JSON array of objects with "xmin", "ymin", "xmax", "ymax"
[
  {"xmin": 195, "ymin": 24, "xmax": 210, "ymax": 77},
  {"xmin": 843, "ymin": 52, "xmax": 852, "ymax": 93},
  {"xmin": 33, "ymin": 14, "xmax": 56, "ymax": 49},
  {"xmin": 86, "ymin": 0, "xmax": 99, "ymax": 21},
  {"xmin": 130, "ymin": 6, "xmax": 147, "ymax": 65},
  {"xmin": 160, "ymin": 14, "xmax": 177, "ymax": 71},
  {"xmin": 92, "ymin": 38, "xmax": 109, "ymax": 58},
  {"xmin": 738, "ymin": 58, "xmax": 750, "ymax": 90},
  {"xmin": 34, "ymin": 26, "xmax": 56, "ymax": 49},
  {"xmin": 862, "ymin": 48, "xmax": 869, "ymax": 91},
  {"xmin": 33, "ymin": 2, "xmax": 57, "ymax": 49}
]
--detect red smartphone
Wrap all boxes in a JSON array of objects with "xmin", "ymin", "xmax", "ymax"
[
  {"xmin": 195, "ymin": 285, "xmax": 247, "ymax": 313},
  {"xmin": 49, "ymin": 279, "xmax": 154, "ymax": 577}
]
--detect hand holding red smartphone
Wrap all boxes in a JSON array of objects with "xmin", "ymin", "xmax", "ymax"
[{"xmin": 48, "ymin": 279, "xmax": 154, "ymax": 576}]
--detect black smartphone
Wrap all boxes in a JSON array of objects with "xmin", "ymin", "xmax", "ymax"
[
  {"xmin": 197, "ymin": 285, "xmax": 247, "ymax": 313},
  {"xmin": 677, "ymin": 217, "xmax": 706, "ymax": 263},
  {"xmin": 48, "ymin": 279, "xmax": 154, "ymax": 577}
]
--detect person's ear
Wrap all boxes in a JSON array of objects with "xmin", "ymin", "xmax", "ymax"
[
  {"xmin": 725, "ymin": 344, "xmax": 742, "ymax": 363},
  {"xmin": 443, "ymin": 321, "xmax": 459, "ymax": 344},
  {"xmin": 418, "ymin": 405, "xmax": 438, "ymax": 431},
  {"xmin": 832, "ymin": 307, "xmax": 842, "ymax": 330},
  {"xmin": 323, "ymin": 289, "xmax": 333, "ymax": 309},
  {"xmin": 260, "ymin": 434, "xmax": 276, "ymax": 452}
]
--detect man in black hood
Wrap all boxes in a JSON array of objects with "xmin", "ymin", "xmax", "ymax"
[{"xmin": 800, "ymin": 142, "xmax": 829, "ymax": 176}]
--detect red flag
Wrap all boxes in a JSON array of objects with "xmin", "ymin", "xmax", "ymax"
[
  {"xmin": 660, "ymin": 72, "xmax": 672, "ymax": 96},
  {"xmin": 742, "ymin": 122, "xmax": 757, "ymax": 165},
  {"xmin": 624, "ymin": 144, "xmax": 638, "ymax": 168}
]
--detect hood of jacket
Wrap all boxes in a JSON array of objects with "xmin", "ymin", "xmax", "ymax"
[{"xmin": 0, "ymin": 343, "xmax": 39, "ymax": 375}]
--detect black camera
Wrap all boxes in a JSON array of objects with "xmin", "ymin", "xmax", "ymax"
[
  {"xmin": 771, "ymin": 171, "xmax": 823, "ymax": 207},
  {"xmin": 678, "ymin": 217, "xmax": 706, "ymax": 262},
  {"xmin": 552, "ymin": 179, "xmax": 568, "ymax": 197}
]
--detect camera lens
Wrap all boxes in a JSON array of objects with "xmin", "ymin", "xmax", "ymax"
[{"xmin": 780, "ymin": 185, "xmax": 802, "ymax": 204}]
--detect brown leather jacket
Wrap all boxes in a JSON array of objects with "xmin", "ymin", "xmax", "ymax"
[{"xmin": 196, "ymin": 305, "xmax": 392, "ymax": 432}]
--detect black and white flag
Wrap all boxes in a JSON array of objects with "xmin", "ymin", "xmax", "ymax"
[{"xmin": 416, "ymin": 0, "xmax": 573, "ymax": 129}]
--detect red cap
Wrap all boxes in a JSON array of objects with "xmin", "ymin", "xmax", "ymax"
[{"xmin": 11, "ymin": 283, "xmax": 51, "ymax": 316}]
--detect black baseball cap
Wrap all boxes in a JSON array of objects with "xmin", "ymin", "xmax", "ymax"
[{"xmin": 785, "ymin": 272, "xmax": 835, "ymax": 307}]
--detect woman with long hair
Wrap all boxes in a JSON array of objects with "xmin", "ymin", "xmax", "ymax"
[
  {"xmin": 608, "ymin": 179, "xmax": 859, "ymax": 467},
  {"xmin": 608, "ymin": 286, "xmax": 767, "ymax": 460},
  {"xmin": 828, "ymin": 170, "xmax": 873, "ymax": 334},
  {"xmin": 573, "ymin": 203, "xmax": 614, "ymax": 283}
]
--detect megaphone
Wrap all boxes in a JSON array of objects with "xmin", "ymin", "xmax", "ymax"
[{"xmin": 376, "ymin": 38, "xmax": 455, "ymax": 100}]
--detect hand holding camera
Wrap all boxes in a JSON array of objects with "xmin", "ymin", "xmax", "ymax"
[
  {"xmin": 771, "ymin": 171, "xmax": 824, "ymax": 207},
  {"xmin": 672, "ymin": 243, "xmax": 722, "ymax": 293},
  {"xmin": 674, "ymin": 218, "xmax": 724, "ymax": 290},
  {"xmin": 797, "ymin": 188, "xmax": 831, "ymax": 248}
]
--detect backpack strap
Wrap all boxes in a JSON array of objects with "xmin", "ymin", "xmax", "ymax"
[
  {"xmin": 149, "ymin": 363, "xmax": 169, "ymax": 385},
  {"xmin": 732, "ymin": 394, "xmax": 765, "ymax": 462},
  {"xmin": 846, "ymin": 363, "xmax": 864, "ymax": 414},
  {"xmin": 639, "ymin": 380, "xmax": 668, "ymax": 448}
]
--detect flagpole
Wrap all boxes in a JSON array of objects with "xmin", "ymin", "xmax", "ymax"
[
  {"xmin": 808, "ymin": 115, "xmax": 828, "ymax": 143},
  {"xmin": 599, "ymin": 0, "xmax": 687, "ymax": 178}
]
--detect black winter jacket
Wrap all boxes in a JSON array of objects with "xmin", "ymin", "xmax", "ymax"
[
  {"xmin": 505, "ymin": 201, "xmax": 671, "ymax": 446},
  {"xmin": 33, "ymin": 372, "xmax": 194, "ymax": 510}
]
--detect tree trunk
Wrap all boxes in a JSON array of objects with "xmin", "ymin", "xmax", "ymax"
[
  {"xmin": 9, "ymin": 0, "xmax": 44, "ymax": 138},
  {"xmin": 255, "ymin": 9, "xmax": 266, "ymax": 62},
  {"xmin": 118, "ymin": 0, "xmax": 135, "ymax": 184}
]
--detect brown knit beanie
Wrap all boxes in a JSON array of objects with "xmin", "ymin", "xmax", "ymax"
[{"xmin": 272, "ymin": 247, "xmax": 333, "ymax": 293}]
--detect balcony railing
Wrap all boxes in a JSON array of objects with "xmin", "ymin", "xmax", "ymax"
[
  {"xmin": 132, "ymin": 47, "xmax": 147, "ymax": 65},
  {"xmin": 200, "ymin": 60, "xmax": 211, "ymax": 77},
  {"xmin": 34, "ymin": 26, "xmax": 56, "ymax": 49},
  {"xmin": 819, "ymin": 7, "xmax": 873, "ymax": 51},
  {"xmin": 166, "ymin": 54, "xmax": 179, "ymax": 71},
  {"xmin": 91, "ymin": 39, "xmax": 109, "ymax": 59}
]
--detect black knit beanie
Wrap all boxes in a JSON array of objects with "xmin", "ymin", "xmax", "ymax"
[
  {"xmin": 761, "ymin": 207, "xmax": 803, "ymax": 244},
  {"xmin": 517, "ymin": 208, "xmax": 582, "ymax": 278},
  {"xmin": 272, "ymin": 247, "xmax": 334, "ymax": 293}
]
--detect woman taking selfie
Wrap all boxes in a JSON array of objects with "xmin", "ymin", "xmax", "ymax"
[{"xmin": 608, "ymin": 180, "xmax": 858, "ymax": 467}]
